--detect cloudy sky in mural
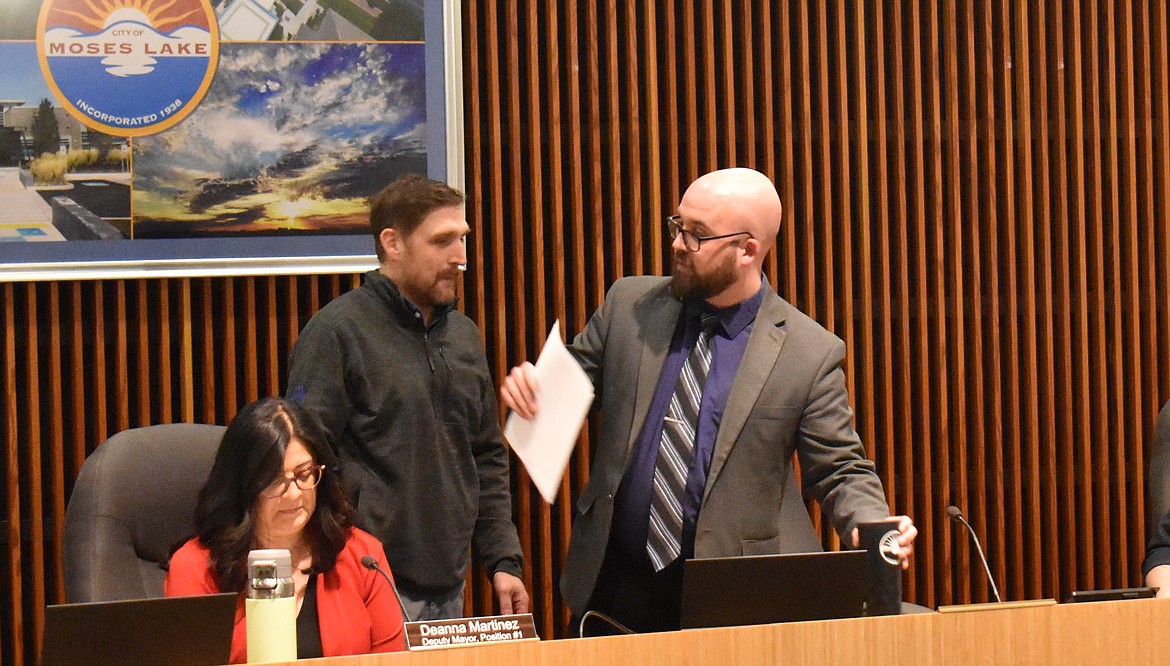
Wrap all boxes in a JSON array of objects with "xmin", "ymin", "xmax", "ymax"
[{"xmin": 132, "ymin": 42, "xmax": 427, "ymax": 237}]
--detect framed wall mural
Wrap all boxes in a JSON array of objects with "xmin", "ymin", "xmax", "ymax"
[{"xmin": 0, "ymin": 0, "xmax": 462, "ymax": 280}]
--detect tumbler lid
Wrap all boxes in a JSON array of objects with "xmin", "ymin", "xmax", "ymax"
[{"xmin": 247, "ymin": 548, "xmax": 293, "ymax": 579}]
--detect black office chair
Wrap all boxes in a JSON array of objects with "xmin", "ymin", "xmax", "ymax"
[{"xmin": 63, "ymin": 423, "xmax": 225, "ymax": 602}]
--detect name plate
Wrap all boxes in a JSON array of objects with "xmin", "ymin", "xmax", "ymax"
[{"xmin": 404, "ymin": 613, "xmax": 538, "ymax": 650}]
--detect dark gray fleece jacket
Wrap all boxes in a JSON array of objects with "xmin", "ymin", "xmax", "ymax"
[{"xmin": 288, "ymin": 270, "xmax": 523, "ymax": 595}]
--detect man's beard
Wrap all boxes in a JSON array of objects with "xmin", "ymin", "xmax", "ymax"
[
  {"xmin": 404, "ymin": 269, "xmax": 461, "ymax": 310},
  {"xmin": 428, "ymin": 271, "xmax": 461, "ymax": 309},
  {"xmin": 669, "ymin": 251, "xmax": 737, "ymax": 302}
]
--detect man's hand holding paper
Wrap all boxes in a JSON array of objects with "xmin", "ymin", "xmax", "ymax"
[{"xmin": 501, "ymin": 321, "xmax": 594, "ymax": 504}]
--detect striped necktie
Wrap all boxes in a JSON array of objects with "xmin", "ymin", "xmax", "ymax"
[{"xmin": 646, "ymin": 313, "xmax": 720, "ymax": 571}]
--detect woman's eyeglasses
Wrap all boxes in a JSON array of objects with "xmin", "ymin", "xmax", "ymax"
[{"xmin": 260, "ymin": 463, "xmax": 326, "ymax": 498}]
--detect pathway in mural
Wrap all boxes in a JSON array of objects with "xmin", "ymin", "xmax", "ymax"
[{"xmin": 0, "ymin": 167, "xmax": 64, "ymax": 241}]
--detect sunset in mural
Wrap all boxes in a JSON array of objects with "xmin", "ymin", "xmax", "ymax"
[
  {"xmin": 43, "ymin": 0, "xmax": 211, "ymax": 33},
  {"xmin": 131, "ymin": 41, "xmax": 427, "ymax": 238}
]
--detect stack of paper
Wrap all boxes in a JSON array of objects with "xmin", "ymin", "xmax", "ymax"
[{"xmin": 503, "ymin": 321, "xmax": 595, "ymax": 504}]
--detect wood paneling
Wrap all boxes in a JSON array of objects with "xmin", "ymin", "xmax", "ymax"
[{"xmin": 2, "ymin": 1, "xmax": 1169, "ymax": 662}]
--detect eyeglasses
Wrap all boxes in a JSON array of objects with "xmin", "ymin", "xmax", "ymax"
[
  {"xmin": 260, "ymin": 463, "xmax": 325, "ymax": 498},
  {"xmin": 666, "ymin": 215, "xmax": 752, "ymax": 252}
]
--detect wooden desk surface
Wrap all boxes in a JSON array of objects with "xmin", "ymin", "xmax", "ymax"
[{"xmin": 275, "ymin": 597, "xmax": 1170, "ymax": 665}]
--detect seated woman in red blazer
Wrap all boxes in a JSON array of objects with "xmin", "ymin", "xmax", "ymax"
[{"xmin": 166, "ymin": 397, "xmax": 406, "ymax": 662}]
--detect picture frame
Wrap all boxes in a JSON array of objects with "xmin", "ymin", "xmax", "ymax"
[{"xmin": 0, "ymin": 0, "xmax": 463, "ymax": 281}]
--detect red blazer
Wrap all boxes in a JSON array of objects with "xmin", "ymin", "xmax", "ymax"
[{"xmin": 165, "ymin": 527, "xmax": 406, "ymax": 663}]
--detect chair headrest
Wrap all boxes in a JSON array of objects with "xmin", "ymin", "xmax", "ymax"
[{"xmin": 72, "ymin": 423, "xmax": 226, "ymax": 564}]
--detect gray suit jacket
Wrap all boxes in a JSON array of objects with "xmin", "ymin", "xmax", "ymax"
[{"xmin": 560, "ymin": 276, "xmax": 891, "ymax": 614}]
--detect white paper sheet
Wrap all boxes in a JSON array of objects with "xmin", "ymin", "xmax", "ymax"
[{"xmin": 503, "ymin": 320, "xmax": 594, "ymax": 504}]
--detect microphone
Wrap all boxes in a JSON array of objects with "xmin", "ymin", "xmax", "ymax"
[
  {"xmin": 946, "ymin": 505, "xmax": 1003, "ymax": 603},
  {"xmin": 577, "ymin": 610, "xmax": 634, "ymax": 638},
  {"xmin": 361, "ymin": 555, "xmax": 413, "ymax": 623}
]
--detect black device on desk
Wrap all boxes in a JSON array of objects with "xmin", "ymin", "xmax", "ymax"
[
  {"xmin": 39, "ymin": 592, "xmax": 237, "ymax": 666},
  {"xmin": 679, "ymin": 550, "xmax": 869, "ymax": 629},
  {"xmin": 1063, "ymin": 587, "xmax": 1157, "ymax": 603}
]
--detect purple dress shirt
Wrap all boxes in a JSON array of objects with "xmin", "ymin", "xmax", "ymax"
[{"xmin": 610, "ymin": 282, "xmax": 765, "ymax": 566}]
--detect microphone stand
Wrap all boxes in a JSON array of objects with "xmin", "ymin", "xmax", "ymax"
[
  {"xmin": 947, "ymin": 505, "xmax": 1003, "ymax": 603},
  {"xmin": 578, "ymin": 610, "xmax": 634, "ymax": 638},
  {"xmin": 361, "ymin": 555, "xmax": 413, "ymax": 623}
]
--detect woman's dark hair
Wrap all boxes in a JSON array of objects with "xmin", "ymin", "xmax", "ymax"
[{"xmin": 193, "ymin": 397, "xmax": 353, "ymax": 591}]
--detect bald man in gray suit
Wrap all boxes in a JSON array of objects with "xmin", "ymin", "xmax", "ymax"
[{"xmin": 502, "ymin": 168, "xmax": 916, "ymax": 633}]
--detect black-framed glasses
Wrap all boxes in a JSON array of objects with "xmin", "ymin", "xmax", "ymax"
[
  {"xmin": 260, "ymin": 463, "xmax": 326, "ymax": 498},
  {"xmin": 666, "ymin": 215, "xmax": 752, "ymax": 252}
]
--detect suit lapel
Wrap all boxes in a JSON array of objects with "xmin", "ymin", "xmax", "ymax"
[
  {"xmin": 627, "ymin": 285, "xmax": 682, "ymax": 456},
  {"xmin": 703, "ymin": 287, "xmax": 789, "ymax": 503}
]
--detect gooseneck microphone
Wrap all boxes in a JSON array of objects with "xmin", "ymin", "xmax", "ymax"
[
  {"xmin": 946, "ymin": 505, "xmax": 1003, "ymax": 603},
  {"xmin": 361, "ymin": 555, "xmax": 413, "ymax": 623},
  {"xmin": 577, "ymin": 610, "xmax": 635, "ymax": 638}
]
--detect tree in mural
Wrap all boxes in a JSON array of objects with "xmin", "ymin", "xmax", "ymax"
[
  {"xmin": 31, "ymin": 98, "xmax": 60, "ymax": 158},
  {"xmin": 89, "ymin": 129, "xmax": 116, "ymax": 161}
]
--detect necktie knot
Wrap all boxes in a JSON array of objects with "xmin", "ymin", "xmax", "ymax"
[{"xmin": 699, "ymin": 313, "xmax": 720, "ymax": 338}]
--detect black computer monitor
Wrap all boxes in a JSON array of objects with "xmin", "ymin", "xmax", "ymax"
[
  {"xmin": 40, "ymin": 592, "xmax": 237, "ymax": 666},
  {"xmin": 680, "ymin": 550, "xmax": 869, "ymax": 629}
]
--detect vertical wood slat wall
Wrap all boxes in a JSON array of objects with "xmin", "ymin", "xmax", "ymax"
[{"xmin": 1, "ymin": 0, "xmax": 1169, "ymax": 661}]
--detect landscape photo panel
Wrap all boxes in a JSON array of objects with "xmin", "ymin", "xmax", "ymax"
[
  {"xmin": 0, "ymin": 0, "xmax": 455, "ymax": 278},
  {"xmin": 131, "ymin": 42, "xmax": 427, "ymax": 239}
]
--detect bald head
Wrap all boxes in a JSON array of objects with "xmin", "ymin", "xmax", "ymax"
[
  {"xmin": 678, "ymin": 168, "xmax": 783, "ymax": 262},
  {"xmin": 670, "ymin": 168, "xmax": 783, "ymax": 307}
]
